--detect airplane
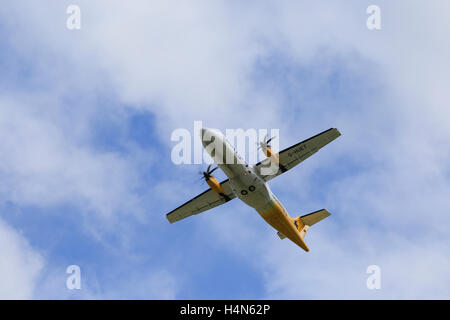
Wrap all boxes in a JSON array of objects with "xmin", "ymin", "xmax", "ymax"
[{"xmin": 166, "ymin": 127, "xmax": 341, "ymax": 252}]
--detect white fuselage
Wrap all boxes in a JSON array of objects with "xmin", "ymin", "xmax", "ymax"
[{"xmin": 201, "ymin": 128, "xmax": 275, "ymax": 210}]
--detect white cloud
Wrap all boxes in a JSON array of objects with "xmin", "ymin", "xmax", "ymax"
[
  {"xmin": 256, "ymin": 232, "xmax": 450, "ymax": 299},
  {"xmin": 0, "ymin": 96, "xmax": 144, "ymax": 220},
  {"xmin": 35, "ymin": 266, "xmax": 176, "ymax": 300},
  {"xmin": 104, "ymin": 269, "xmax": 177, "ymax": 299},
  {"xmin": 0, "ymin": 218, "xmax": 44, "ymax": 299}
]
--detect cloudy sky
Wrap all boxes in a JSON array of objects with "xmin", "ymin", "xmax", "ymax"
[{"xmin": 0, "ymin": 1, "xmax": 449, "ymax": 299}]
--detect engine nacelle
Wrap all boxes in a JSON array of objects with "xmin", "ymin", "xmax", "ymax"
[{"xmin": 205, "ymin": 175, "xmax": 225, "ymax": 195}]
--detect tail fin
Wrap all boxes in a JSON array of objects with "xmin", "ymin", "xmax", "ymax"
[
  {"xmin": 277, "ymin": 209, "xmax": 331, "ymax": 251},
  {"xmin": 293, "ymin": 209, "xmax": 330, "ymax": 246}
]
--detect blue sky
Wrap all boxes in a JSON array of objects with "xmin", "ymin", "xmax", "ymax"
[{"xmin": 1, "ymin": 1, "xmax": 450, "ymax": 299}]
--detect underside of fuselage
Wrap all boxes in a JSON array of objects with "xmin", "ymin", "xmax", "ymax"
[
  {"xmin": 201, "ymin": 129, "xmax": 310, "ymax": 251},
  {"xmin": 228, "ymin": 169, "xmax": 310, "ymax": 252},
  {"xmin": 256, "ymin": 199, "xmax": 310, "ymax": 251}
]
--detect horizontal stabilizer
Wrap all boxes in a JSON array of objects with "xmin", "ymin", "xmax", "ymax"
[{"xmin": 300, "ymin": 209, "xmax": 331, "ymax": 226}]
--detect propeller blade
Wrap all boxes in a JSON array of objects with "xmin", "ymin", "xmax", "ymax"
[
  {"xmin": 266, "ymin": 136, "xmax": 276, "ymax": 145},
  {"xmin": 257, "ymin": 142, "xmax": 262, "ymax": 150},
  {"xmin": 209, "ymin": 166, "xmax": 218, "ymax": 174}
]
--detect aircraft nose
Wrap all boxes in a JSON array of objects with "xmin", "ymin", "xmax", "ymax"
[
  {"xmin": 200, "ymin": 128, "xmax": 208, "ymax": 145},
  {"xmin": 201, "ymin": 127, "xmax": 223, "ymax": 142},
  {"xmin": 200, "ymin": 128, "xmax": 211, "ymax": 139},
  {"xmin": 200, "ymin": 128, "xmax": 220, "ymax": 147}
]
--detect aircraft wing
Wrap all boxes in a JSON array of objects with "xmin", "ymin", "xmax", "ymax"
[
  {"xmin": 166, "ymin": 179, "xmax": 236, "ymax": 223},
  {"xmin": 255, "ymin": 128, "xmax": 341, "ymax": 182}
]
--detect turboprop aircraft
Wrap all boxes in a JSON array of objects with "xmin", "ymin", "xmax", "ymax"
[{"xmin": 166, "ymin": 128, "xmax": 341, "ymax": 252}]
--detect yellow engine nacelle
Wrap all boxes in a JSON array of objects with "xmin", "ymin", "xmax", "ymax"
[
  {"xmin": 206, "ymin": 175, "xmax": 232, "ymax": 201},
  {"xmin": 206, "ymin": 175, "xmax": 225, "ymax": 194}
]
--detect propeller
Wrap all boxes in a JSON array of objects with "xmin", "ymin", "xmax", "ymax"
[
  {"xmin": 200, "ymin": 164, "xmax": 218, "ymax": 181},
  {"xmin": 258, "ymin": 133, "xmax": 277, "ymax": 151}
]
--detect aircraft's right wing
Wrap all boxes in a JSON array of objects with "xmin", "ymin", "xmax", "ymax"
[
  {"xmin": 255, "ymin": 128, "xmax": 341, "ymax": 182},
  {"xmin": 166, "ymin": 179, "xmax": 235, "ymax": 223}
]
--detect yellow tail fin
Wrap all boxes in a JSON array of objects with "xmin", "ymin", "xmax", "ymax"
[{"xmin": 277, "ymin": 209, "xmax": 330, "ymax": 252}]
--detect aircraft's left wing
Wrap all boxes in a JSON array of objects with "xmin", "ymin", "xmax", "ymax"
[
  {"xmin": 255, "ymin": 128, "xmax": 341, "ymax": 182},
  {"xmin": 166, "ymin": 179, "xmax": 236, "ymax": 223}
]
